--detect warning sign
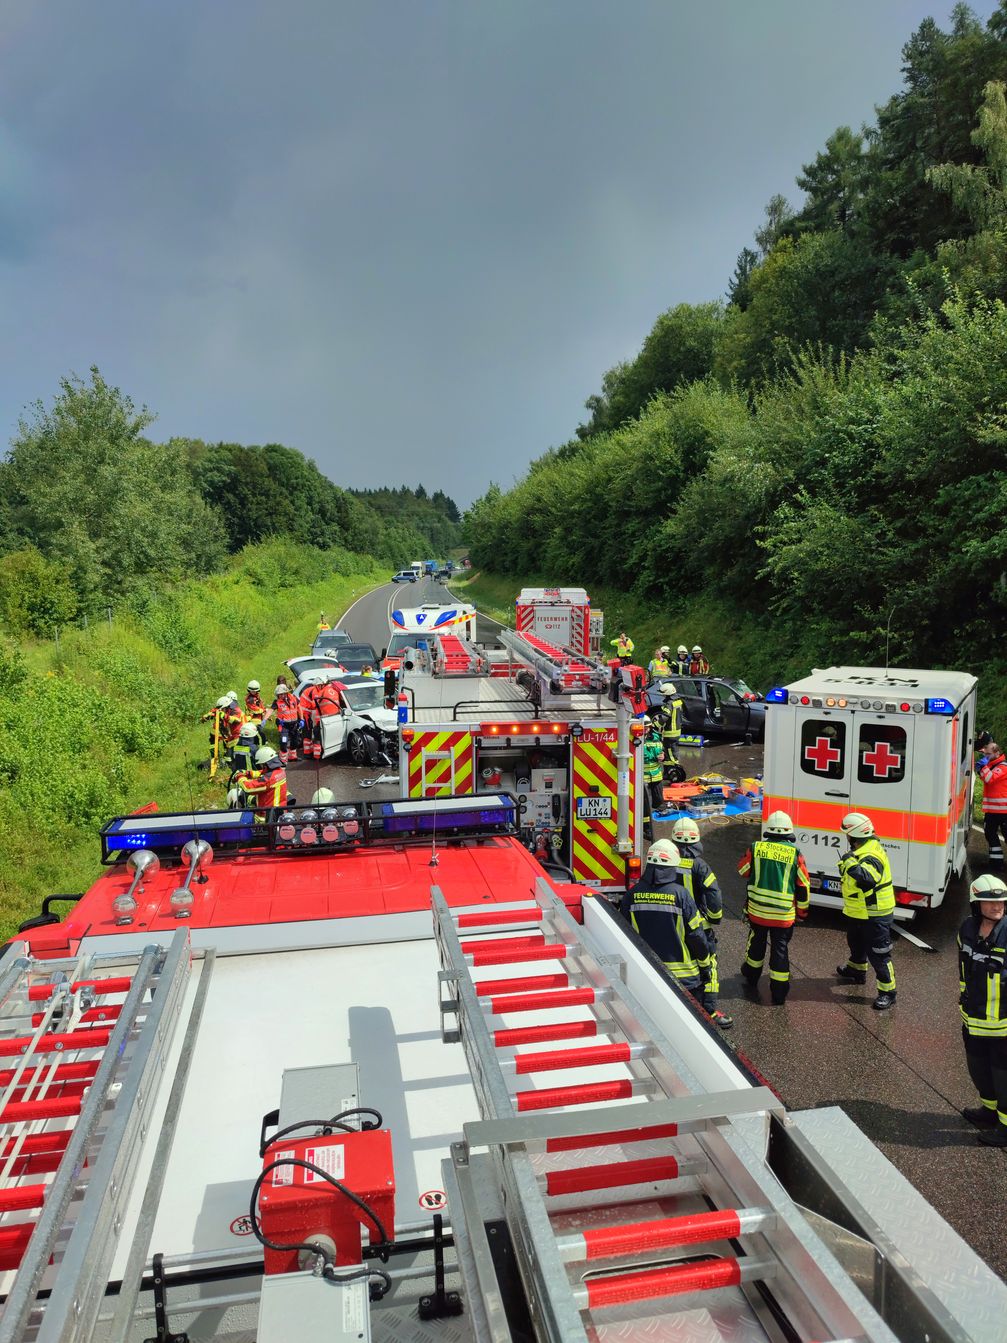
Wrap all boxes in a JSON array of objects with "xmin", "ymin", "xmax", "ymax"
[
  {"xmin": 419, "ymin": 1189, "xmax": 447, "ymax": 1211},
  {"xmin": 304, "ymin": 1144, "xmax": 345, "ymax": 1183},
  {"xmin": 270, "ymin": 1149, "xmax": 295, "ymax": 1185},
  {"xmin": 230, "ymin": 1215, "xmax": 254, "ymax": 1236}
]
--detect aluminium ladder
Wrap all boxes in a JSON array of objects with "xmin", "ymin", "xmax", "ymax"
[{"xmin": 432, "ymin": 883, "xmax": 900, "ymax": 1343}]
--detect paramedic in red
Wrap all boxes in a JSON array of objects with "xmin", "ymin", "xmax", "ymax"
[
  {"xmin": 738, "ymin": 810, "xmax": 810, "ymax": 1005},
  {"xmin": 978, "ymin": 740, "xmax": 1007, "ymax": 864}
]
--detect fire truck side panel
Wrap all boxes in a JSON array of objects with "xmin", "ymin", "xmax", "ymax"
[
  {"xmin": 404, "ymin": 730, "xmax": 475, "ymax": 798},
  {"xmin": 570, "ymin": 727, "xmax": 638, "ymax": 890}
]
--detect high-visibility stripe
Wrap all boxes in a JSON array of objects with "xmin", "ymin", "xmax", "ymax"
[
  {"xmin": 571, "ymin": 732, "xmax": 634, "ymax": 887},
  {"xmin": 763, "ymin": 794, "xmax": 950, "ymax": 846},
  {"xmin": 406, "ymin": 730, "xmax": 475, "ymax": 798}
]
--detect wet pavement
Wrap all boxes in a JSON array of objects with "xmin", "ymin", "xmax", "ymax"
[{"xmin": 288, "ymin": 584, "xmax": 1006, "ymax": 1279}]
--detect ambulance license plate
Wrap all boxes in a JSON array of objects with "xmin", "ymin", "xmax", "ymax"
[
  {"xmin": 822, "ymin": 878, "xmax": 841, "ymax": 892},
  {"xmin": 577, "ymin": 796, "xmax": 612, "ymax": 820}
]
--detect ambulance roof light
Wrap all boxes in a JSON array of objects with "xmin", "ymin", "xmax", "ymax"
[
  {"xmin": 926, "ymin": 697, "xmax": 955, "ymax": 715},
  {"xmin": 766, "ymin": 687, "xmax": 788, "ymax": 703}
]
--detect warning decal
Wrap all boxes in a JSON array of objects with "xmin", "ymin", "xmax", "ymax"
[
  {"xmin": 304, "ymin": 1144, "xmax": 346, "ymax": 1183},
  {"xmin": 419, "ymin": 1189, "xmax": 447, "ymax": 1211}
]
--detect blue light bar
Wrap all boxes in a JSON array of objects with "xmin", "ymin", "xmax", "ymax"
[
  {"xmin": 766, "ymin": 687, "xmax": 789, "ymax": 704},
  {"xmin": 925, "ymin": 697, "xmax": 954, "ymax": 715}
]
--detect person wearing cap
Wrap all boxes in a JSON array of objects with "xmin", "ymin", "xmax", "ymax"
[
  {"xmin": 673, "ymin": 645, "xmax": 691, "ymax": 677},
  {"xmin": 737, "ymin": 811, "xmax": 810, "ymax": 1005},
  {"xmin": 977, "ymin": 738, "xmax": 1007, "ymax": 865},
  {"xmin": 836, "ymin": 811, "xmax": 897, "ymax": 1011},
  {"xmin": 648, "ymin": 646, "xmax": 671, "ymax": 681},
  {"xmin": 671, "ymin": 818, "xmax": 730, "ymax": 1027},
  {"xmin": 620, "ymin": 839, "xmax": 714, "ymax": 1012},
  {"xmin": 959, "ymin": 874, "xmax": 1007, "ymax": 1144},
  {"xmin": 689, "ymin": 644, "xmax": 710, "ymax": 676}
]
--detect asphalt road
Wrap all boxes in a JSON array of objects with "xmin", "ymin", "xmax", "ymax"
[{"xmin": 287, "ymin": 581, "xmax": 1004, "ymax": 1277}]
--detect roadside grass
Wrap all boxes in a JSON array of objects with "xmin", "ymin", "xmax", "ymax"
[{"xmin": 0, "ymin": 543, "xmax": 383, "ymax": 938}]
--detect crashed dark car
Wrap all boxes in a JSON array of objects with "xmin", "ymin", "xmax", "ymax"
[{"xmin": 646, "ymin": 675, "xmax": 766, "ymax": 742}]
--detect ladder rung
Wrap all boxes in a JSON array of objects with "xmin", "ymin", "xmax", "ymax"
[
  {"xmin": 0, "ymin": 1027, "xmax": 112, "ymax": 1058},
  {"xmin": 456, "ymin": 908, "xmax": 543, "ymax": 928},
  {"xmin": 31, "ymin": 1005, "xmax": 122, "ymax": 1028},
  {"xmin": 28, "ymin": 976, "xmax": 134, "ymax": 1002},
  {"xmin": 0, "ymin": 1222, "xmax": 36, "ymax": 1271},
  {"xmin": 1, "ymin": 1095, "xmax": 84, "ymax": 1123},
  {"xmin": 0, "ymin": 1061, "xmax": 99, "ymax": 1089},
  {"xmin": 460, "ymin": 934, "xmax": 545, "ymax": 954},
  {"xmin": 0, "ymin": 1184, "xmax": 47, "ymax": 1214},
  {"xmin": 465, "ymin": 943, "xmax": 568, "ymax": 968},
  {"xmin": 476, "ymin": 973, "xmax": 570, "ymax": 997},
  {"xmin": 577, "ymin": 1255, "xmax": 774, "ymax": 1310},
  {"xmin": 495, "ymin": 1020, "xmax": 598, "ymax": 1048},
  {"xmin": 486, "ymin": 986, "xmax": 600, "ymax": 1014},
  {"xmin": 516, "ymin": 1078, "xmax": 651, "ymax": 1112},
  {"xmin": 546, "ymin": 1121, "xmax": 679, "ymax": 1153},
  {"xmin": 545, "ymin": 1154, "xmax": 691, "ymax": 1197},
  {"xmin": 557, "ymin": 1207, "xmax": 774, "ymax": 1262},
  {"xmin": 0, "ymin": 1131, "xmax": 72, "ymax": 1177},
  {"xmin": 508, "ymin": 1042, "xmax": 643, "ymax": 1074}
]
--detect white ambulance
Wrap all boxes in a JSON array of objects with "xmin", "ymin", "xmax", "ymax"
[{"xmin": 762, "ymin": 666, "xmax": 977, "ymax": 915}]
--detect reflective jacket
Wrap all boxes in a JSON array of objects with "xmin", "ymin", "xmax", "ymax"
[
  {"xmin": 674, "ymin": 657, "xmax": 691, "ymax": 676},
  {"xmin": 839, "ymin": 838, "xmax": 895, "ymax": 920},
  {"xmin": 236, "ymin": 765, "xmax": 287, "ymax": 808},
  {"xmin": 738, "ymin": 838, "xmax": 810, "ymax": 927},
  {"xmin": 643, "ymin": 737, "xmax": 664, "ymax": 784},
  {"xmin": 245, "ymin": 691, "xmax": 265, "ymax": 721},
  {"xmin": 230, "ymin": 735, "xmax": 259, "ymax": 774},
  {"xmin": 689, "ymin": 655, "xmax": 711, "ymax": 676},
  {"xmin": 620, "ymin": 866, "xmax": 711, "ymax": 988},
  {"xmin": 677, "ymin": 841, "xmax": 722, "ymax": 926},
  {"xmin": 980, "ymin": 754, "xmax": 1007, "ymax": 814},
  {"xmin": 220, "ymin": 704, "xmax": 245, "ymax": 745},
  {"xmin": 315, "ymin": 681, "xmax": 344, "ymax": 717},
  {"xmin": 612, "ymin": 636, "xmax": 635, "ymax": 657},
  {"xmin": 273, "ymin": 691, "xmax": 301, "ymax": 724},
  {"xmin": 648, "ymin": 656, "xmax": 671, "ymax": 679},
  {"xmin": 656, "ymin": 695, "xmax": 683, "ymax": 739},
  {"xmin": 959, "ymin": 913, "xmax": 1007, "ymax": 1037},
  {"xmin": 299, "ymin": 684, "xmax": 321, "ymax": 726}
]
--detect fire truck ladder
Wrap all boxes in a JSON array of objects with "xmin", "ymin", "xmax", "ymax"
[
  {"xmin": 498, "ymin": 628, "xmax": 609, "ymax": 697},
  {"xmin": 432, "ymin": 631, "xmax": 485, "ymax": 676},
  {"xmin": 0, "ymin": 929, "xmax": 191, "ymax": 1343},
  {"xmin": 432, "ymin": 884, "xmax": 900, "ymax": 1343}
]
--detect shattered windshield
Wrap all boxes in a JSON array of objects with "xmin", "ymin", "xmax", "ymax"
[{"xmin": 344, "ymin": 683, "xmax": 386, "ymax": 711}]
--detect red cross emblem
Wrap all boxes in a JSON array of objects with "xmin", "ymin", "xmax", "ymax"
[
  {"xmin": 804, "ymin": 735, "xmax": 841, "ymax": 772},
  {"xmin": 863, "ymin": 740, "xmax": 902, "ymax": 778}
]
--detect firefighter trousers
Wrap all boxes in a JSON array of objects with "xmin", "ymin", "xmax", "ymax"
[
  {"xmin": 844, "ymin": 914, "xmax": 895, "ymax": 992},
  {"xmin": 984, "ymin": 813, "xmax": 1007, "ymax": 863},
  {"xmin": 962, "ymin": 1028, "xmax": 1007, "ymax": 1129},
  {"xmin": 277, "ymin": 720, "xmax": 301, "ymax": 763},
  {"xmin": 743, "ymin": 924, "xmax": 793, "ymax": 1003},
  {"xmin": 647, "ymin": 780, "xmax": 665, "ymax": 815}
]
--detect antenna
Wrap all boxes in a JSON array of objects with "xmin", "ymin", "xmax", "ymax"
[{"xmin": 883, "ymin": 607, "xmax": 898, "ymax": 677}]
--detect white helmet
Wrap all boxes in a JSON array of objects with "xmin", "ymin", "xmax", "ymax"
[
  {"xmin": 238, "ymin": 722, "xmax": 259, "ymax": 739},
  {"xmin": 646, "ymin": 839, "xmax": 680, "ymax": 867},
  {"xmin": 677, "ymin": 645, "xmax": 688, "ymax": 656},
  {"xmin": 226, "ymin": 787, "xmax": 240, "ymax": 806},
  {"xmin": 305, "ymin": 673, "xmax": 325, "ymax": 686},
  {"xmin": 255, "ymin": 746, "xmax": 279, "ymax": 767},
  {"xmin": 842, "ymin": 812, "xmax": 875, "ymax": 840},
  {"xmin": 247, "ymin": 680, "xmax": 260, "ymax": 691},
  {"xmin": 970, "ymin": 873, "xmax": 1007, "ymax": 903},
  {"xmin": 274, "ymin": 684, "xmax": 288, "ymax": 699},
  {"xmin": 671, "ymin": 818, "xmax": 700, "ymax": 845},
  {"xmin": 691, "ymin": 645, "xmax": 702, "ymax": 655},
  {"xmin": 763, "ymin": 810, "xmax": 794, "ymax": 836},
  {"xmin": 660, "ymin": 645, "xmax": 670, "ymax": 654},
  {"xmin": 659, "ymin": 681, "xmax": 678, "ymax": 696},
  {"xmin": 227, "ymin": 690, "xmax": 239, "ymax": 703},
  {"xmin": 311, "ymin": 787, "xmax": 335, "ymax": 805},
  {"xmin": 215, "ymin": 695, "xmax": 230, "ymax": 709}
]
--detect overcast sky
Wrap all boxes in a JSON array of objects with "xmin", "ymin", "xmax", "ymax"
[{"xmin": 0, "ymin": 1, "xmax": 996, "ymax": 508}]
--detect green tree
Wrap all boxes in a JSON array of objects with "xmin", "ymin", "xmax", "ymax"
[
  {"xmin": 0, "ymin": 547, "xmax": 79, "ymax": 636},
  {"xmin": 796, "ymin": 126, "xmax": 869, "ymax": 234}
]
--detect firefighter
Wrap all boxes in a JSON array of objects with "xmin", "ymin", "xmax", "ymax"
[
  {"xmin": 655, "ymin": 681, "xmax": 684, "ymax": 781},
  {"xmin": 648, "ymin": 646, "xmax": 671, "ymax": 681},
  {"xmin": 978, "ymin": 740, "xmax": 1007, "ymax": 864},
  {"xmin": 689, "ymin": 645, "xmax": 710, "ymax": 676},
  {"xmin": 230, "ymin": 721, "xmax": 261, "ymax": 776},
  {"xmin": 299, "ymin": 675, "xmax": 325, "ymax": 760},
  {"xmin": 959, "ymin": 874, "xmax": 1007, "ymax": 1145},
  {"xmin": 312, "ymin": 676, "xmax": 345, "ymax": 760},
  {"xmin": 835, "ymin": 812, "xmax": 897, "ymax": 1011},
  {"xmin": 642, "ymin": 719, "xmax": 666, "ymax": 836},
  {"xmin": 231, "ymin": 746, "xmax": 288, "ymax": 810},
  {"xmin": 738, "ymin": 810, "xmax": 810, "ymax": 1005},
  {"xmin": 611, "ymin": 631, "xmax": 635, "ymax": 664},
  {"xmin": 220, "ymin": 695, "xmax": 245, "ymax": 749},
  {"xmin": 317, "ymin": 612, "xmax": 331, "ymax": 632},
  {"xmin": 674, "ymin": 645, "xmax": 691, "ymax": 677},
  {"xmin": 245, "ymin": 680, "xmax": 265, "ymax": 723},
  {"xmin": 620, "ymin": 840, "xmax": 714, "ymax": 1012},
  {"xmin": 671, "ymin": 818, "xmax": 731, "ymax": 1028},
  {"xmin": 266, "ymin": 683, "xmax": 302, "ymax": 764}
]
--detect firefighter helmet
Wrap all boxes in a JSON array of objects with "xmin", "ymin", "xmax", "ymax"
[
  {"xmin": 273, "ymin": 685, "xmax": 287, "ymax": 699},
  {"xmin": 254, "ymin": 746, "xmax": 279, "ymax": 767},
  {"xmin": 970, "ymin": 873, "xmax": 1007, "ymax": 903},
  {"xmin": 763, "ymin": 810, "xmax": 794, "ymax": 836},
  {"xmin": 659, "ymin": 681, "xmax": 678, "ymax": 696},
  {"xmin": 311, "ymin": 787, "xmax": 336, "ymax": 805},
  {"xmin": 842, "ymin": 812, "xmax": 875, "ymax": 840},
  {"xmin": 227, "ymin": 690, "xmax": 239, "ymax": 702},
  {"xmin": 660, "ymin": 645, "xmax": 670, "ymax": 654},
  {"xmin": 238, "ymin": 723, "xmax": 259, "ymax": 740},
  {"xmin": 215, "ymin": 696, "xmax": 229, "ymax": 709},
  {"xmin": 646, "ymin": 839, "xmax": 680, "ymax": 867},
  {"xmin": 671, "ymin": 818, "xmax": 700, "ymax": 845},
  {"xmin": 691, "ymin": 645, "xmax": 702, "ymax": 656},
  {"xmin": 247, "ymin": 679, "xmax": 260, "ymax": 691},
  {"xmin": 677, "ymin": 645, "xmax": 688, "ymax": 657}
]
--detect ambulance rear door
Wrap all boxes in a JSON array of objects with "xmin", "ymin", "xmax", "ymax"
[
  {"xmin": 787, "ymin": 707, "xmax": 852, "ymax": 895},
  {"xmin": 848, "ymin": 711, "xmax": 915, "ymax": 891}
]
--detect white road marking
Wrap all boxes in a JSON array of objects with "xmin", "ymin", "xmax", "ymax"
[{"xmin": 892, "ymin": 922, "xmax": 938, "ymax": 953}]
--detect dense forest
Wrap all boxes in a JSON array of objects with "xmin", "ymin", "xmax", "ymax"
[
  {"xmin": 0, "ymin": 372, "xmax": 460, "ymax": 636},
  {"xmin": 465, "ymin": 4, "xmax": 1007, "ymax": 677}
]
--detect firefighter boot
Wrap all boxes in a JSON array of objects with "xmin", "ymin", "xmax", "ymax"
[
  {"xmin": 312, "ymin": 738, "xmax": 322, "ymax": 761},
  {"xmin": 978, "ymin": 1121, "xmax": 1007, "ymax": 1147},
  {"xmin": 740, "ymin": 965, "xmax": 761, "ymax": 997},
  {"xmin": 963, "ymin": 1106, "xmax": 999, "ymax": 1128},
  {"xmin": 872, "ymin": 990, "xmax": 897, "ymax": 1012},
  {"xmin": 770, "ymin": 985, "xmax": 789, "ymax": 1007},
  {"xmin": 836, "ymin": 964, "xmax": 867, "ymax": 985}
]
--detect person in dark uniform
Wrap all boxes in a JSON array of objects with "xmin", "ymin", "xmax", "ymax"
[
  {"xmin": 737, "ymin": 810, "xmax": 810, "ymax": 1005},
  {"xmin": 959, "ymin": 873, "xmax": 1007, "ymax": 1146},
  {"xmin": 620, "ymin": 839, "xmax": 714, "ymax": 1014}
]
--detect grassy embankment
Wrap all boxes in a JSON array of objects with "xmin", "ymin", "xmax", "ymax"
[{"xmin": 0, "ymin": 542, "xmax": 384, "ymax": 938}]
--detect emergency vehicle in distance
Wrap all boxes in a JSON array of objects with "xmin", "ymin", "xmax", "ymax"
[
  {"xmin": 762, "ymin": 666, "xmax": 977, "ymax": 915},
  {"xmin": 381, "ymin": 602, "xmax": 480, "ymax": 673}
]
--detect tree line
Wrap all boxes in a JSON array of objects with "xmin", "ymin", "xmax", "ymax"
[
  {"xmin": 0, "ymin": 370, "xmax": 460, "ymax": 636},
  {"xmin": 465, "ymin": 3, "xmax": 1007, "ymax": 677}
]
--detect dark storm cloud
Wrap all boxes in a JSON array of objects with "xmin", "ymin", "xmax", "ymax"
[{"xmin": 0, "ymin": 1, "xmax": 996, "ymax": 506}]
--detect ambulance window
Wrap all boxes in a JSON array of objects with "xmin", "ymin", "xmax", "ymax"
[
  {"xmin": 800, "ymin": 720, "xmax": 846, "ymax": 779},
  {"xmin": 856, "ymin": 724, "xmax": 907, "ymax": 784},
  {"xmin": 961, "ymin": 711, "xmax": 969, "ymax": 764}
]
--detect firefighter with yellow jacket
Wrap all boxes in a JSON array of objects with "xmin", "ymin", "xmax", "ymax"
[
  {"xmin": 738, "ymin": 810, "xmax": 810, "ymax": 1005},
  {"xmin": 835, "ymin": 812, "xmax": 897, "ymax": 1011},
  {"xmin": 959, "ymin": 874, "xmax": 1007, "ymax": 1145}
]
